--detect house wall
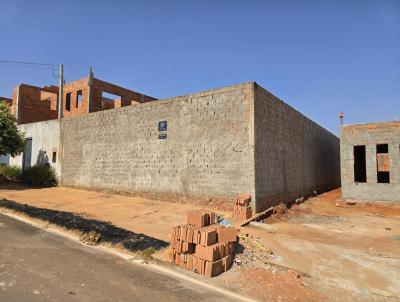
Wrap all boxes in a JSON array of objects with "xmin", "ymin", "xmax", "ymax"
[
  {"xmin": 13, "ymin": 85, "xmax": 58, "ymax": 124},
  {"xmin": 0, "ymin": 155, "xmax": 9, "ymax": 165},
  {"xmin": 341, "ymin": 122, "xmax": 400, "ymax": 201},
  {"xmin": 60, "ymin": 83, "xmax": 255, "ymax": 203},
  {"xmin": 9, "ymin": 119, "xmax": 61, "ymax": 177},
  {"xmin": 62, "ymin": 77, "xmax": 157, "ymax": 117},
  {"xmin": 9, "ymin": 77, "xmax": 156, "ymax": 124},
  {"xmin": 63, "ymin": 78, "xmax": 89, "ymax": 118},
  {"xmin": 90, "ymin": 78, "xmax": 156, "ymax": 112},
  {"xmin": 254, "ymin": 83, "xmax": 340, "ymax": 211},
  {"xmin": 0, "ymin": 97, "xmax": 12, "ymax": 106}
]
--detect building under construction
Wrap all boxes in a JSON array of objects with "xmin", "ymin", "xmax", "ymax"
[
  {"xmin": 9, "ymin": 69, "xmax": 156, "ymax": 124},
  {"xmin": 341, "ymin": 121, "xmax": 400, "ymax": 202}
]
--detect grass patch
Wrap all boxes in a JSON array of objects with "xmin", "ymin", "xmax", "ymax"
[
  {"xmin": 138, "ymin": 247, "xmax": 156, "ymax": 263},
  {"xmin": 80, "ymin": 230, "xmax": 102, "ymax": 245},
  {"xmin": 0, "ymin": 165, "xmax": 22, "ymax": 181}
]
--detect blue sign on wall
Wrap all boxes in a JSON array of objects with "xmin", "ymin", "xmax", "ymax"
[
  {"xmin": 158, "ymin": 121, "xmax": 167, "ymax": 131},
  {"xmin": 158, "ymin": 121, "xmax": 167, "ymax": 139}
]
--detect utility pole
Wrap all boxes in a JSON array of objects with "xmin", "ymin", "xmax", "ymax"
[
  {"xmin": 87, "ymin": 66, "xmax": 93, "ymax": 113},
  {"xmin": 58, "ymin": 64, "xmax": 64, "ymax": 119}
]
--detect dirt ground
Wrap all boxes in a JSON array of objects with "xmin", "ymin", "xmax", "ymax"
[
  {"xmin": 240, "ymin": 189, "xmax": 400, "ymax": 301},
  {"xmin": 0, "ymin": 185, "xmax": 399, "ymax": 302},
  {"xmin": 0, "ymin": 184, "xmax": 218, "ymax": 242}
]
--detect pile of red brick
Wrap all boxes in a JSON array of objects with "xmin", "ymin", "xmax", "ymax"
[
  {"xmin": 168, "ymin": 209, "xmax": 237, "ymax": 277},
  {"xmin": 232, "ymin": 194, "xmax": 252, "ymax": 220}
]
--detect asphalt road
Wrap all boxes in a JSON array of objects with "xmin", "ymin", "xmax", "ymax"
[{"xmin": 0, "ymin": 213, "xmax": 235, "ymax": 302}]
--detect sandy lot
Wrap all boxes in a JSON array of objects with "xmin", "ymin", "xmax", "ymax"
[
  {"xmin": 0, "ymin": 184, "xmax": 211, "ymax": 241},
  {"xmin": 0, "ymin": 185, "xmax": 399, "ymax": 302},
  {"xmin": 239, "ymin": 190, "xmax": 400, "ymax": 301}
]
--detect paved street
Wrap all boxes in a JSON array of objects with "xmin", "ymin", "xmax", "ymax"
[{"xmin": 0, "ymin": 213, "xmax": 235, "ymax": 302}]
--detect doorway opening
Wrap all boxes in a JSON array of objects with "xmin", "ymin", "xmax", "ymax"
[{"xmin": 354, "ymin": 145, "xmax": 366, "ymax": 183}]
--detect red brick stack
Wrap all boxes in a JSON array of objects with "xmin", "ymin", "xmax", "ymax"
[
  {"xmin": 233, "ymin": 194, "xmax": 252, "ymax": 220},
  {"xmin": 168, "ymin": 209, "xmax": 237, "ymax": 277}
]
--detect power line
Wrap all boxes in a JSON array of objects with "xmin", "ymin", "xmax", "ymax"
[
  {"xmin": 0, "ymin": 60, "xmax": 56, "ymax": 67},
  {"xmin": 0, "ymin": 59, "xmax": 60, "ymax": 78}
]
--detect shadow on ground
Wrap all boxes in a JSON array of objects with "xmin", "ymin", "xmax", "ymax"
[
  {"xmin": 0, "ymin": 198, "xmax": 168, "ymax": 252},
  {"xmin": 0, "ymin": 182, "xmax": 44, "ymax": 190}
]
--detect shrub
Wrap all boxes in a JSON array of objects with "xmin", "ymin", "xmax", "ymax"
[
  {"xmin": 20, "ymin": 165, "xmax": 58, "ymax": 187},
  {"xmin": 139, "ymin": 247, "xmax": 155, "ymax": 263},
  {"xmin": 0, "ymin": 165, "xmax": 22, "ymax": 181}
]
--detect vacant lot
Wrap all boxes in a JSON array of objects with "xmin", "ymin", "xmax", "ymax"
[
  {"xmin": 0, "ymin": 185, "xmax": 399, "ymax": 301},
  {"xmin": 232, "ymin": 190, "xmax": 400, "ymax": 301}
]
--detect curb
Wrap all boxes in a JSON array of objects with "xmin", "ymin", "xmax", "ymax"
[{"xmin": 0, "ymin": 208, "xmax": 258, "ymax": 302}]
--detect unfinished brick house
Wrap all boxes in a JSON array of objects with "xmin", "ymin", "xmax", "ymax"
[
  {"xmin": 10, "ymin": 84, "xmax": 59, "ymax": 124},
  {"xmin": 9, "ymin": 70, "xmax": 156, "ymax": 124},
  {"xmin": 0, "ymin": 96, "xmax": 12, "ymax": 106},
  {"xmin": 341, "ymin": 121, "xmax": 400, "ymax": 202}
]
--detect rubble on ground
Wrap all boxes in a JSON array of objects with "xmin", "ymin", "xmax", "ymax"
[
  {"xmin": 232, "ymin": 232, "xmax": 275, "ymax": 270},
  {"xmin": 236, "ymin": 268, "xmax": 324, "ymax": 302},
  {"xmin": 263, "ymin": 201, "xmax": 313, "ymax": 223},
  {"xmin": 272, "ymin": 203, "xmax": 288, "ymax": 215}
]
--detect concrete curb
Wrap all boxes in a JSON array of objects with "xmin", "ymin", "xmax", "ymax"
[{"xmin": 0, "ymin": 208, "xmax": 258, "ymax": 302}]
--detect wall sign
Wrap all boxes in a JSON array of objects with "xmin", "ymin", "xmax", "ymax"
[
  {"xmin": 158, "ymin": 121, "xmax": 167, "ymax": 139},
  {"xmin": 158, "ymin": 121, "xmax": 167, "ymax": 131}
]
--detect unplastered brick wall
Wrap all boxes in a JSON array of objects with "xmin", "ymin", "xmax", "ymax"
[
  {"xmin": 341, "ymin": 122, "xmax": 400, "ymax": 201},
  {"xmin": 90, "ymin": 78, "xmax": 156, "ymax": 112},
  {"xmin": 0, "ymin": 97, "xmax": 12, "ymax": 106},
  {"xmin": 10, "ymin": 76, "xmax": 157, "ymax": 124},
  {"xmin": 63, "ymin": 78, "xmax": 89, "ymax": 118},
  {"xmin": 10, "ymin": 87, "xmax": 18, "ymax": 116},
  {"xmin": 254, "ymin": 84, "xmax": 340, "ymax": 211},
  {"xmin": 63, "ymin": 77, "xmax": 156, "ymax": 117},
  {"xmin": 61, "ymin": 83, "xmax": 255, "ymax": 202},
  {"xmin": 14, "ymin": 84, "xmax": 58, "ymax": 124}
]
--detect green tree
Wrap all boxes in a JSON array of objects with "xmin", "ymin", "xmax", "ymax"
[{"xmin": 0, "ymin": 101, "xmax": 26, "ymax": 156}]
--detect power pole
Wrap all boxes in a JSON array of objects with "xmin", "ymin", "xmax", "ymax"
[
  {"xmin": 58, "ymin": 64, "xmax": 64, "ymax": 119},
  {"xmin": 87, "ymin": 66, "xmax": 93, "ymax": 113}
]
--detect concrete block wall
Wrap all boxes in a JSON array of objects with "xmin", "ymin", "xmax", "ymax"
[
  {"xmin": 341, "ymin": 122, "xmax": 400, "ymax": 201},
  {"xmin": 60, "ymin": 83, "xmax": 255, "ymax": 201},
  {"xmin": 254, "ymin": 83, "xmax": 340, "ymax": 211},
  {"xmin": 10, "ymin": 119, "xmax": 61, "ymax": 176},
  {"xmin": 10, "ymin": 81, "xmax": 343, "ymax": 211}
]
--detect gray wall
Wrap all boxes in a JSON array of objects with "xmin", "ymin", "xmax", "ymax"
[
  {"xmin": 61, "ymin": 83, "xmax": 255, "ymax": 201},
  {"xmin": 10, "ymin": 119, "xmax": 61, "ymax": 176},
  {"xmin": 341, "ymin": 122, "xmax": 400, "ymax": 201},
  {"xmin": 0, "ymin": 155, "xmax": 9, "ymax": 165},
  {"xmin": 8, "ymin": 81, "xmax": 344, "ymax": 211},
  {"xmin": 254, "ymin": 83, "xmax": 340, "ymax": 211}
]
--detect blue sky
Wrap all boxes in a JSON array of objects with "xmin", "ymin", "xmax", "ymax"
[{"xmin": 0, "ymin": 0, "xmax": 399, "ymax": 134}]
